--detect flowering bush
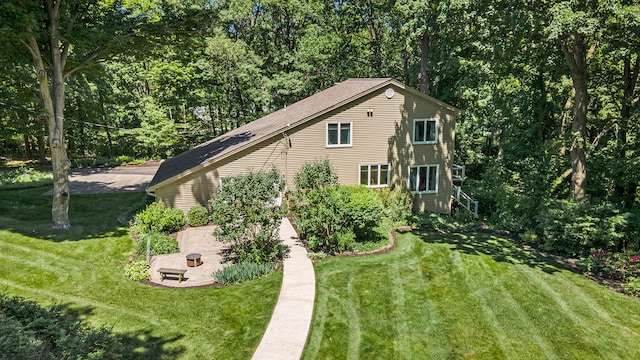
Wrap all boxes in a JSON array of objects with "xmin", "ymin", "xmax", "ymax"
[{"xmin": 580, "ymin": 250, "xmax": 640, "ymax": 296}]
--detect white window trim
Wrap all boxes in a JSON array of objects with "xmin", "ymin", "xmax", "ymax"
[
  {"xmin": 326, "ymin": 122, "xmax": 353, "ymax": 148},
  {"xmin": 412, "ymin": 118, "xmax": 438, "ymax": 145},
  {"xmin": 408, "ymin": 164, "xmax": 439, "ymax": 194},
  {"xmin": 358, "ymin": 163, "xmax": 391, "ymax": 188}
]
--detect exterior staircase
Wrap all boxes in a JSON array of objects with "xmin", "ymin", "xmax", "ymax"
[{"xmin": 452, "ymin": 164, "xmax": 478, "ymax": 218}]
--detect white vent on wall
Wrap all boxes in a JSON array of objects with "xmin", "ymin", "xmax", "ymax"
[{"xmin": 385, "ymin": 88, "xmax": 394, "ymax": 99}]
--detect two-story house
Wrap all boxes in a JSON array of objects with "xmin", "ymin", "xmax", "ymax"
[{"xmin": 146, "ymin": 78, "xmax": 459, "ymax": 214}]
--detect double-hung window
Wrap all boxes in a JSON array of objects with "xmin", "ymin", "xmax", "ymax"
[
  {"xmin": 413, "ymin": 118, "xmax": 438, "ymax": 144},
  {"xmin": 327, "ymin": 122, "xmax": 352, "ymax": 147},
  {"xmin": 408, "ymin": 165, "xmax": 439, "ymax": 193},
  {"xmin": 359, "ymin": 163, "xmax": 390, "ymax": 187}
]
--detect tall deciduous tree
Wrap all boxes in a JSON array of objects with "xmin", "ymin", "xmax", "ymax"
[
  {"xmin": 547, "ymin": 1, "xmax": 604, "ymax": 200},
  {"xmin": 0, "ymin": 0, "xmax": 151, "ymax": 228}
]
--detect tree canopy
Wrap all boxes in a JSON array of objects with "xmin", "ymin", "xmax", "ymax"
[{"xmin": 0, "ymin": 0, "xmax": 638, "ymax": 235}]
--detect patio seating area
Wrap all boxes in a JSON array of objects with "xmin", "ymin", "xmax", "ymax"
[{"xmin": 149, "ymin": 225, "xmax": 227, "ymax": 287}]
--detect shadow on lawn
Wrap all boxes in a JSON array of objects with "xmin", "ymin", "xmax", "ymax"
[
  {"xmin": 0, "ymin": 186, "xmax": 141, "ymax": 242},
  {"xmin": 60, "ymin": 304, "xmax": 186, "ymax": 359},
  {"xmin": 414, "ymin": 230, "xmax": 572, "ymax": 275},
  {"xmin": 0, "ymin": 296, "xmax": 185, "ymax": 360}
]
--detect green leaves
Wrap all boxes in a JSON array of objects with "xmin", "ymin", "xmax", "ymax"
[
  {"xmin": 546, "ymin": 2, "xmax": 601, "ymax": 41},
  {"xmin": 209, "ymin": 168, "xmax": 288, "ymax": 264}
]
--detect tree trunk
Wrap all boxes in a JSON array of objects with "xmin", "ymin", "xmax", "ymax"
[
  {"xmin": 37, "ymin": 134, "xmax": 46, "ymax": 164},
  {"xmin": 561, "ymin": 34, "xmax": 588, "ymax": 201},
  {"xmin": 208, "ymin": 102, "xmax": 217, "ymax": 136},
  {"xmin": 25, "ymin": 3, "xmax": 71, "ymax": 229},
  {"xmin": 98, "ymin": 89, "xmax": 114, "ymax": 157},
  {"xmin": 616, "ymin": 53, "xmax": 640, "ymax": 206},
  {"xmin": 23, "ymin": 134, "xmax": 32, "ymax": 159},
  {"xmin": 419, "ymin": 34, "xmax": 431, "ymax": 95}
]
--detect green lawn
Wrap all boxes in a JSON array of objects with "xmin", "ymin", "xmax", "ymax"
[
  {"xmin": 0, "ymin": 187, "xmax": 281, "ymax": 359},
  {"xmin": 304, "ymin": 230, "xmax": 640, "ymax": 359}
]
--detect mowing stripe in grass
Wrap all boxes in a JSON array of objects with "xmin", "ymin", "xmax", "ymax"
[
  {"xmin": 304, "ymin": 267, "xmax": 354, "ymax": 359},
  {"xmin": 303, "ymin": 276, "xmax": 328, "ymax": 360},
  {"xmin": 345, "ymin": 274, "xmax": 362, "ymax": 360},
  {"xmin": 0, "ymin": 278, "xmax": 168, "ymax": 328},
  {"xmin": 516, "ymin": 266, "xmax": 617, "ymax": 358},
  {"xmin": 547, "ymin": 271, "xmax": 616, "ymax": 324},
  {"xmin": 449, "ymin": 251, "xmax": 518, "ymax": 359},
  {"xmin": 389, "ymin": 261, "xmax": 411, "ymax": 359},
  {"xmin": 0, "ymin": 253, "xmax": 74, "ymax": 284},
  {"xmin": 524, "ymin": 267, "xmax": 640, "ymax": 357},
  {"xmin": 390, "ymin": 253, "xmax": 444, "ymax": 359},
  {"xmin": 0, "ymin": 235, "xmax": 79, "ymax": 262},
  {"xmin": 472, "ymin": 256, "xmax": 556, "ymax": 359},
  {"xmin": 554, "ymin": 275, "xmax": 640, "ymax": 337},
  {"xmin": 0, "ymin": 246, "xmax": 81, "ymax": 273}
]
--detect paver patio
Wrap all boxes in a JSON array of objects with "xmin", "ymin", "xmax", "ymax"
[{"xmin": 149, "ymin": 225, "xmax": 227, "ymax": 287}]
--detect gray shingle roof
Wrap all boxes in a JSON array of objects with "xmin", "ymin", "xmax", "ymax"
[{"xmin": 147, "ymin": 78, "xmax": 395, "ymax": 190}]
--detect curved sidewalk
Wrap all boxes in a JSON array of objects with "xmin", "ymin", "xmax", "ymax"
[{"xmin": 252, "ymin": 218, "xmax": 316, "ymax": 360}]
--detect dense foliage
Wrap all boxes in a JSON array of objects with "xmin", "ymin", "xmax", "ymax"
[
  {"xmin": 293, "ymin": 159, "xmax": 338, "ymax": 190},
  {"xmin": 187, "ymin": 205, "xmax": 210, "ymax": 227},
  {"xmin": 376, "ymin": 186, "xmax": 413, "ymax": 225},
  {"xmin": 1, "ymin": 2, "xmax": 638, "ymax": 262},
  {"xmin": 291, "ymin": 160, "xmax": 391, "ymax": 253},
  {"xmin": 136, "ymin": 232, "xmax": 179, "ymax": 256},
  {"xmin": 0, "ymin": 293, "xmax": 124, "ymax": 359},
  {"xmin": 213, "ymin": 262, "xmax": 277, "ymax": 285},
  {"xmin": 133, "ymin": 201, "xmax": 185, "ymax": 234},
  {"xmin": 125, "ymin": 260, "xmax": 151, "ymax": 281},
  {"xmin": 209, "ymin": 168, "xmax": 288, "ymax": 264}
]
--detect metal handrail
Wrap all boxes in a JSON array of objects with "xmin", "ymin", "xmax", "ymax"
[
  {"xmin": 453, "ymin": 164, "xmax": 466, "ymax": 182},
  {"xmin": 452, "ymin": 184, "xmax": 478, "ymax": 218}
]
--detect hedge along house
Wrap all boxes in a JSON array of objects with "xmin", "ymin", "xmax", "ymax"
[{"xmin": 146, "ymin": 78, "xmax": 459, "ymax": 214}]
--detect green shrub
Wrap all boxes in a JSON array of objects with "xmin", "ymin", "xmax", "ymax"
[
  {"xmin": 331, "ymin": 229, "xmax": 356, "ymax": 252},
  {"xmin": 136, "ymin": 232, "xmax": 179, "ymax": 255},
  {"xmin": 292, "ymin": 186, "xmax": 351, "ymax": 253},
  {"xmin": 624, "ymin": 277, "xmax": 640, "ymax": 297},
  {"xmin": 292, "ymin": 162, "xmax": 387, "ymax": 253},
  {"xmin": 213, "ymin": 262, "xmax": 276, "ymax": 284},
  {"xmin": 294, "ymin": 159, "xmax": 338, "ymax": 190},
  {"xmin": 114, "ymin": 155, "xmax": 146, "ymax": 166},
  {"xmin": 0, "ymin": 294, "xmax": 124, "ymax": 358},
  {"xmin": 536, "ymin": 199, "xmax": 628, "ymax": 256},
  {"xmin": 125, "ymin": 260, "xmax": 151, "ymax": 281},
  {"xmin": 187, "ymin": 205, "xmax": 209, "ymax": 227},
  {"xmin": 307, "ymin": 252, "xmax": 327, "ymax": 260},
  {"xmin": 71, "ymin": 156, "xmax": 146, "ymax": 167},
  {"xmin": 293, "ymin": 183, "xmax": 387, "ymax": 253},
  {"xmin": 134, "ymin": 201, "xmax": 185, "ymax": 234},
  {"xmin": 209, "ymin": 168, "xmax": 288, "ymax": 264},
  {"xmin": 341, "ymin": 185, "xmax": 384, "ymax": 238},
  {"xmin": 377, "ymin": 186, "xmax": 413, "ymax": 225}
]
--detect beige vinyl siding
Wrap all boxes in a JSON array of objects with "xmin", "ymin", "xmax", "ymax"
[
  {"xmin": 155, "ymin": 85, "xmax": 456, "ymax": 214},
  {"xmin": 155, "ymin": 136, "xmax": 286, "ymax": 210},
  {"xmin": 398, "ymin": 89, "xmax": 455, "ymax": 213}
]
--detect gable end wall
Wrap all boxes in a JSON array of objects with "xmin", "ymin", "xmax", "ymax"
[{"xmin": 154, "ymin": 85, "xmax": 455, "ymax": 214}]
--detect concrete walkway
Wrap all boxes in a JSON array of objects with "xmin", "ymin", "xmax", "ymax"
[{"xmin": 252, "ymin": 218, "xmax": 316, "ymax": 360}]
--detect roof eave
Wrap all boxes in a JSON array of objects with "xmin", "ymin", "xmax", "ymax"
[
  {"xmin": 147, "ymin": 80, "xmax": 394, "ymax": 191},
  {"xmin": 147, "ymin": 78, "xmax": 458, "ymax": 191}
]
